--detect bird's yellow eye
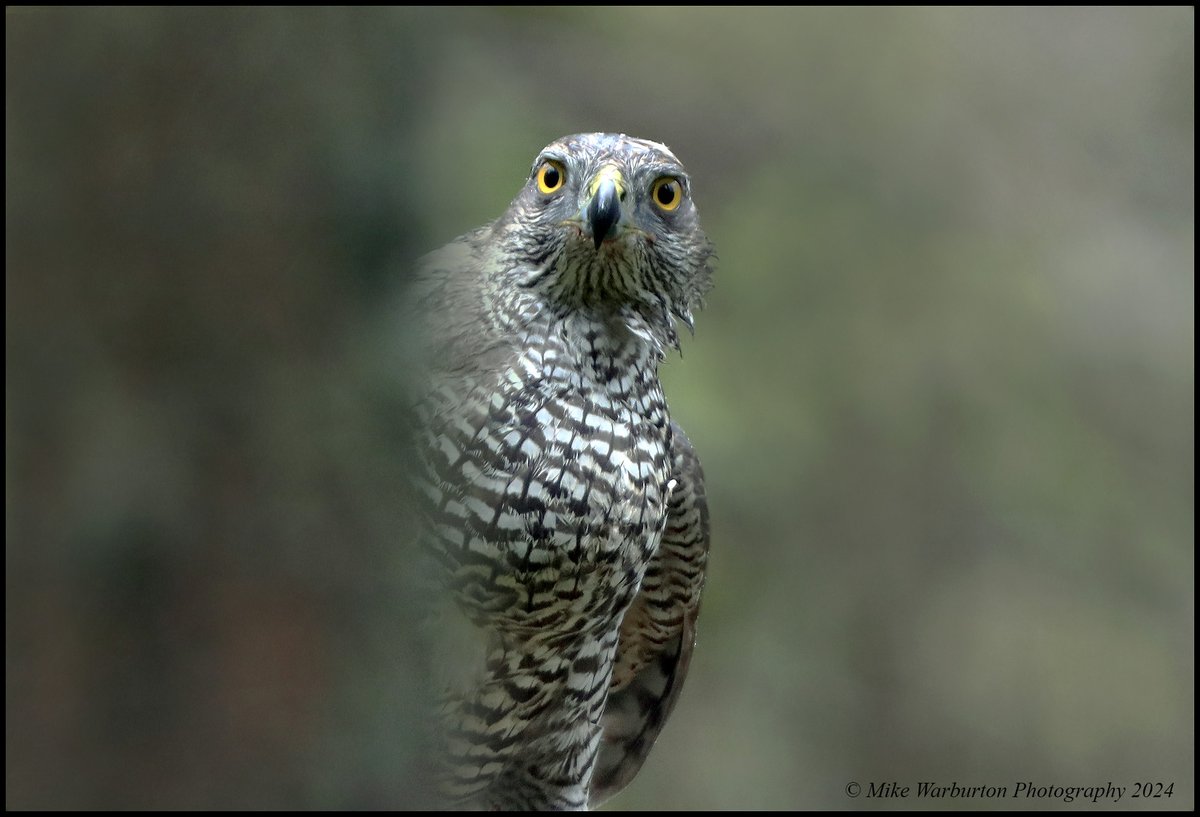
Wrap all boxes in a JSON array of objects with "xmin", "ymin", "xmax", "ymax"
[
  {"xmin": 651, "ymin": 177, "xmax": 683, "ymax": 211},
  {"xmin": 537, "ymin": 160, "xmax": 566, "ymax": 195}
]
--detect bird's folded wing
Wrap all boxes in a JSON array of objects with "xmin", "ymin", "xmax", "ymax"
[{"xmin": 589, "ymin": 423, "xmax": 710, "ymax": 807}]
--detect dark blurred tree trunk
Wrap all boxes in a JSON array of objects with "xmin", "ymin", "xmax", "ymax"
[{"xmin": 7, "ymin": 8, "xmax": 436, "ymax": 808}]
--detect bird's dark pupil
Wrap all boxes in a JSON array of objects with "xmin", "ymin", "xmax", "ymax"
[
  {"xmin": 657, "ymin": 183, "xmax": 675, "ymax": 205},
  {"xmin": 543, "ymin": 165, "xmax": 559, "ymax": 188}
]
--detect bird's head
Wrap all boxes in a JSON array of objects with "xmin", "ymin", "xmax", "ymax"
[{"xmin": 497, "ymin": 133, "xmax": 714, "ymax": 343}]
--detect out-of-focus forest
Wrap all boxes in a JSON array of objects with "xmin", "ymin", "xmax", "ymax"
[{"xmin": 6, "ymin": 7, "xmax": 1193, "ymax": 810}]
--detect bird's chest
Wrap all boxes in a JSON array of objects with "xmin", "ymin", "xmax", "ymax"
[{"xmin": 425, "ymin": 327, "xmax": 673, "ymax": 630}]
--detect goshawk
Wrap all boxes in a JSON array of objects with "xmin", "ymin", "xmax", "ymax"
[{"xmin": 411, "ymin": 132, "xmax": 713, "ymax": 809}]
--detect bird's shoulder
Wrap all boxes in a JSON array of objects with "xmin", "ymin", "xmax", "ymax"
[{"xmin": 408, "ymin": 224, "xmax": 526, "ymax": 376}]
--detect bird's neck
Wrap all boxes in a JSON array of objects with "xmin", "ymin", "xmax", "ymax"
[
  {"xmin": 498, "ymin": 246, "xmax": 686, "ymax": 359},
  {"xmin": 492, "ymin": 284, "xmax": 671, "ymax": 397},
  {"xmin": 553, "ymin": 307, "xmax": 668, "ymax": 399}
]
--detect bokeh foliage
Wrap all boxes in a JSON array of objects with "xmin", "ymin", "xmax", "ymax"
[{"xmin": 7, "ymin": 7, "xmax": 1193, "ymax": 810}]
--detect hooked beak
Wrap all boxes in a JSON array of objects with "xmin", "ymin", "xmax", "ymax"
[
  {"xmin": 586, "ymin": 177, "xmax": 621, "ymax": 250},
  {"xmin": 581, "ymin": 165, "xmax": 627, "ymax": 250}
]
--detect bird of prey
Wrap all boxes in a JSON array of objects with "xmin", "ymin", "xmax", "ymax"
[{"xmin": 410, "ymin": 133, "xmax": 713, "ymax": 810}]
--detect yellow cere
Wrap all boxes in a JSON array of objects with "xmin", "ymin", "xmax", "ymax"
[{"xmin": 588, "ymin": 164, "xmax": 627, "ymax": 200}]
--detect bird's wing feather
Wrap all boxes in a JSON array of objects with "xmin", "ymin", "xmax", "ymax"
[{"xmin": 589, "ymin": 423, "xmax": 710, "ymax": 806}]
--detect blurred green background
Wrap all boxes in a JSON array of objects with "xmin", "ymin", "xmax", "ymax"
[{"xmin": 6, "ymin": 7, "xmax": 1193, "ymax": 810}]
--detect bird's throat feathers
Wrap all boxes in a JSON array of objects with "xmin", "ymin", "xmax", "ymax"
[{"xmin": 503, "ymin": 242, "xmax": 705, "ymax": 360}]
